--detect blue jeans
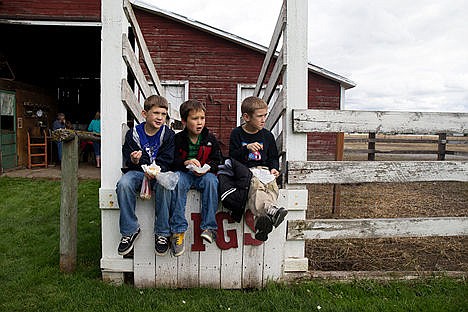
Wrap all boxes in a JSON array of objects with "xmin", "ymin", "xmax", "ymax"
[
  {"xmin": 56, "ymin": 142, "xmax": 63, "ymax": 161},
  {"xmin": 116, "ymin": 170, "xmax": 172, "ymax": 237},
  {"xmin": 171, "ymin": 171, "xmax": 219, "ymax": 233}
]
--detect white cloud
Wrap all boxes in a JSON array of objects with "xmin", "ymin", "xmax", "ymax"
[{"xmin": 138, "ymin": 0, "xmax": 468, "ymax": 112}]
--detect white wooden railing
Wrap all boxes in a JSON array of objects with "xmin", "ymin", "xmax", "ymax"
[{"xmin": 287, "ymin": 109, "xmax": 468, "ymax": 247}]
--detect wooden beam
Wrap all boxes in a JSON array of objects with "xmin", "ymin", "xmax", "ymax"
[
  {"xmin": 122, "ymin": 34, "xmax": 152, "ymax": 98},
  {"xmin": 253, "ymin": 1, "xmax": 286, "ymax": 97},
  {"xmin": 287, "ymin": 160, "xmax": 468, "ymax": 184},
  {"xmin": 287, "ymin": 217, "xmax": 468, "ymax": 240},
  {"xmin": 293, "ymin": 109, "xmax": 468, "ymax": 134},
  {"xmin": 123, "ymin": 0, "xmax": 165, "ymax": 96},
  {"xmin": 60, "ymin": 135, "xmax": 79, "ymax": 272},
  {"xmin": 262, "ymin": 49, "xmax": 285, "ymax": 104},
  {"xmin": 121, "ymin": 79, "xmax": 144, "ymax": 123},
  {"xmin": 265, "ymin": 89, "xmax": 285, "ymax": 131}
]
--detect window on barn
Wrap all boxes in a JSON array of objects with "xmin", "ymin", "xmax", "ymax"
[
  {"xmin": 237, "ymin": 84, "xmax": 282, "ymax": 138},
  {"xmin": 149, "ymin": 80, "xmax": 189, "ymax": 117}
]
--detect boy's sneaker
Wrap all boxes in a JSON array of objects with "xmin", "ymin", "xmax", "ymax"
[
  {"xmin": 118, "ymin": 228, "xmax": 140, "ymax": 256},
  {"xmin": 254, "ymin": 215, "xmax": 273, "ymax": 242},
  {"xmin": 155, "ymin": 235, "xmax": 170, "ymax": 256},
  {"xmin": 201, "ymin": 229, "xmax": 217, "ymax": 244},
  {"xmin": 171, "ymin": 232, "xmax": 185, "ymax": 257},
  {"xmin": 266, "ymin": 206, "xmax": 288, "ymax": 227}
]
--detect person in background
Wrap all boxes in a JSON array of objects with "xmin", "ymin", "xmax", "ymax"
[
  {"xmin": 52, "ymin": 112, "xmax": 66, "ymax": 164},
  {"xmin": 88, "ymin": 112, "xmax": 101, "ymax": 168}
]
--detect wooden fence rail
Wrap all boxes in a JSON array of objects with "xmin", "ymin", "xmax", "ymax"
[{"xmin": 345, "ymin": 133, "xmax": 468, "ymax": 160}]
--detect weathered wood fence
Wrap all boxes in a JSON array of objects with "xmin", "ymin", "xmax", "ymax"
[
  {"xmin": 288, "ymin": 109, "xmax": 468, "ymax": 277},
  {"xmin": 345, "ymin": 132, "xmax": 468, "ymax": 161}
]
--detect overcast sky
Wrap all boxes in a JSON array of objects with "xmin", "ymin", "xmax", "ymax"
[{"xmin": 138, "ymin": 0, "xmax": 468, "ymax": 113}]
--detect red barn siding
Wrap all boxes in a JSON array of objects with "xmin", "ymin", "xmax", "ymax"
[
  {"xmin": 0, "ymin": 0, "xmax": 101, "ymax": 21},
  {"xmin": 307, "ymin": 73, "xmax": 341, "ymax": 160},
  {"xmin": 136, "ymin": 9, "xmax": 268, "ymax": 153},
  {"xmin": 136, "ymin": 9, "xmax": 341, "ymax": 159}
]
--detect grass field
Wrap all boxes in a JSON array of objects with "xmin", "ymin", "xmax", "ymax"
[{"xmin": 0, "ymin": 177, "xmax": 466, "ymax": 312}]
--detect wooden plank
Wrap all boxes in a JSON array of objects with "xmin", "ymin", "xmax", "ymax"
[
  {"xmin": 220, "ymin": 206, "xmax": 243, "ymax": 289},
  {"xmin": 253, "ymin": 1, "xmax": 286, "ymax": 96},
  {"xmin": 123, "ymin": 0, "xmax": 165, "ymax": 97},
  {"xmin": 199, "ymin": 202, "xmax": 222, "ymax": 289},
  {"xmin": 288, "ymin": 160, "xmax": 468, "ymax": 184},
  {"xmin": 283, "ymin": 0, "xmax": 308, "ymax": 165},
  {"xmin": 242, "ymin": 240, "xmax": 264, "ymax": 288},
  {"xmin": 122, "ymin": 34, "xmax": 152, "ymax": 98},
  {"xmin": 345, "ymin": 138, "xmax": 439, "ymax": 144},
  {"xmin": 293, "ymin": 109, "xmax": 468, "ymax": 134},
  {"xmin": 134, "ymin": 199, "xmax": 156, "ymax": 288},
  {"xmin": 121, "ymin": 79, "xmax": 144, "ymax": 123},
  {"xmin": 155, "ymin": 249, "xmax": 177, "ymax": 288},
  {"xmin": 262, "ymin": 49, "xmax": 285, "ymax": 104},
  {"xmin": 345, "ymin": 149, "xmax": 440, "ymax": 154},
  {"xmin": 287, "ymin": 217, "xmax": 468, "ymax": 240},
  {"xmin": 177, "ymin": 191, "xmax": 200, "ymax": 287},
  {"xmin": 59, "ymin": 135, "xmax": 79, "ymax": 273},
  {"xmin": 199, "ymin": 231, "xmax": 221, "ymax": 288},
  {"xmin": 265, "ymin": 89, "xmax": 285, "ymax": 131},
  {"xmin": 285, "ymin": 270, "xmax": 468, "ymax": 281}
]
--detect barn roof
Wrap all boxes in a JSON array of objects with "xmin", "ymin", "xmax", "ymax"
[{"xmin": 131, "ymin": 0, "xmax": 356, "ymax": 90}]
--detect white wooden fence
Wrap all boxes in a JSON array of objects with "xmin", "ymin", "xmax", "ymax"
[{"xmin": 288, "ymin": 109, "xmax": 468, "ymax": 248}]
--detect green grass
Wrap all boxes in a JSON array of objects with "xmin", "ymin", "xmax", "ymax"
[{"xmin": 0, "ymin": 177, "xmax": 466, "ymax": 312}]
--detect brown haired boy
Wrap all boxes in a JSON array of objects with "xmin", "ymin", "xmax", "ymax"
[
  {"xmin": 229, "ymin": 96, "xmax": 287, "ymax": 241},
  {"xmin": 116, "ymin": 95, "xmax": 175, "ymax": 256},
  {"xmin": 170, "ymin": 99, "xmax": 223, "ymax": 256}
]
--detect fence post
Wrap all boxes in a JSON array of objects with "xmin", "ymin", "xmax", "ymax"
[
  {"xmin": 332, "ymin": 132, "xmax": 344, "ymax": 215},
  {"xmin": 368, "ymin": 132, "xmax": 376, "ymax": 161},
  {"xmin": 60, "ymin": 135, "xmax": 79, "ymax": 273},
  {"xmin": 438, "ymin": 133, "xmax": 447, "ymax": 160}
]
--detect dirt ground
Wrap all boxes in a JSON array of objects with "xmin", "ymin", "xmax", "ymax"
[{"xmin": 305, "ymin": 134, "xmax": 468, "ymax": 272}]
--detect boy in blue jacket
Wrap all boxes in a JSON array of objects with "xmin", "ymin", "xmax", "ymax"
[{"xmin": 116, "ymin": 95, "xmax": 175, "ymax": 256}]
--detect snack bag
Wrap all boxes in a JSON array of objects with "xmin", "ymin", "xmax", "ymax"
[{"xmin": 139, "ymin": 175, "xmax": 152, "ymax": 200}]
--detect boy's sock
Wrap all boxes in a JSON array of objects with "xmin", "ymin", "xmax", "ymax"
[{"xmin": 266, "ymin": 205, "xmax": 288, "ymax": 227}]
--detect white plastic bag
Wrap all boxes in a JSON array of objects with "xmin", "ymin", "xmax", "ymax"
[
  {"xmin": 156, "ymin": 171, "xmax": 179, "ymax": 190},
  {"xmin": 139, "ymin": 175, "xmax": 152, "ymax": 200},
  {"xmin": 141, "ymin": 162, "xmax": 179, "ymax": 191}
]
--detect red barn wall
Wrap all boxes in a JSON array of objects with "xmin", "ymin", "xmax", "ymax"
[
  {"xmin": 136, "ymin": 9, "xmax": 268, "ymax": 153},
  {"xmin": 307, "ymin": 73, "xmax": 341, "ymax": 160},
  {"xmin": 136, "ymin": 9, "xmax": 342, "ymax": 158},
  {"xmin": 0, "ymin": 0, "xmax": 101, "ymax": 21}
]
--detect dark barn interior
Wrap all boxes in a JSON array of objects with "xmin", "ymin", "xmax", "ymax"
[{"xmin": 0, "ymin": 23, "xmax": 101, "ymax": 127}]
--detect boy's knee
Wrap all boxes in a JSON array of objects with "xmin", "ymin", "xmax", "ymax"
[{"xmin": 204, "ymin": 173, "xmax": 218, "ymax": 187}]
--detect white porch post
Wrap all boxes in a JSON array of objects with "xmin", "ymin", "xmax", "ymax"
[
  {"xmin": 282, "ymin": 0, "xmax": 309, "ymax": 272},
  {"xmin": 100, "ymin": 0, "xmax": 130, "ymax": 284}
]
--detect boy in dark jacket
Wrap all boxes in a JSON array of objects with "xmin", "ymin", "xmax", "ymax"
[
  {"xmin": 229, "ymin": 96, "xmax": 287, "ymax": 242},
  {"xmin": 171, "ymin": 100, "xmax": 223, "ymax": 256},
  {"xmin": 116, "ymin": 95, "xmax": 175, "ymax": 256}
]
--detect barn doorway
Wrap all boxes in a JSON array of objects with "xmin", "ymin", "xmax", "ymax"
[{"xmin": 0, "ymin": 22, "xmax": 100, "ymax": 167}]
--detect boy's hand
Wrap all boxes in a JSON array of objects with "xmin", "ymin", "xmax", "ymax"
[
  {"xmin": 130, "ymin": 150, "xmax": 142, "ymax": 164},
  {"xmin": 246, "ymin": 142, "xmax": 263, "ymax": 152},
  {"xmin": 270, "ymin": 168, "xmax": 280, "ymax": 178},
  {"xmin": 184, "ymin": 159, "xmax": 201, "ymax": 168},
  {"xmin": 184, "ymin": 159, "xmax": 204, "ymax": 176}
]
